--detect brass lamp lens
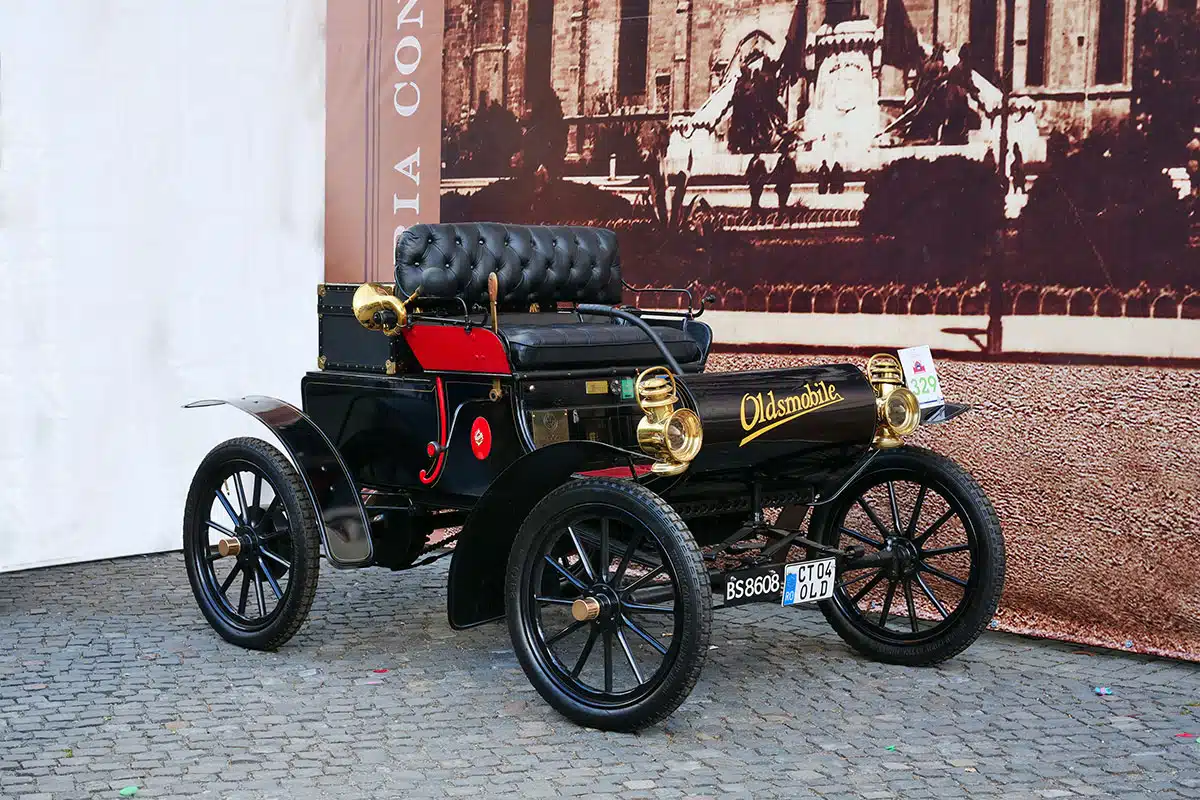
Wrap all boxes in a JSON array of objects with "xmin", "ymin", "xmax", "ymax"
[
  {"xmin": 666, "ymin": 418, "xmax": 686, "ymax": 451},
  {"xmin": 883, "ymin": 387, "xmax": 921, "ymax": 435},
  {"xmin": 663, "ymin": 409, "xmax": 703, "ymax": 462}
]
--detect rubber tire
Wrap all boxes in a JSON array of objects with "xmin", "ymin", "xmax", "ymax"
[
  {"xmin": 506, "ymin": 477, "xmax": 712, "ymax": 732},
  {"xmin": 182, "ymin": 437, "xmax": 321, "ymax": 651},
  {"xmin": 809, "ymin": 445, "xmax": 1005, "ymax": 666}
]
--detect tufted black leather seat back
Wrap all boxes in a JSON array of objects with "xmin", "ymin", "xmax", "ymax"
[{"xmin": 395, "ymin": 223, "xmax": 622, "ymax": 310}]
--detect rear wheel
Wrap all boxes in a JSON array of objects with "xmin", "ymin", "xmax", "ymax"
[
  {"xmin": 506, "ymin": 478, "xmax": 712, "ymax": 731},
  {"xmin": 808, "ymin": 446, "xmax": 1005, "ymax": 666},
  {"xmin": 182, "ymin": 437, "xmax": 320, "ymax": 650}
]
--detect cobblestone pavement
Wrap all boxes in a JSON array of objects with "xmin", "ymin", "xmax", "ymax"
[{"xmin": 1, "ymin": 553, "xmax": 1198, "ymax": 800}]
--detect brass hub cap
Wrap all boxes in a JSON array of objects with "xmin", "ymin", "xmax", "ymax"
[
  {"xmin": 217, "ymin": 538, "xmax": 242, "ymax": 557},
  {"xmin": 571, "ymin": 597, "xmax": 601, "ymax": 622}
]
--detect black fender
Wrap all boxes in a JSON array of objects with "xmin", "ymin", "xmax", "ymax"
[
  {"xmin": 921, "ymin": 402, "xmax": 971, "ymax": 425},
  {"xmin": 447, "ymin": 440, "xmax": 655, "ymax": 629},
  {"xmin": 184, "ymin": 395, "xmax": 373, "ymax": 568}
]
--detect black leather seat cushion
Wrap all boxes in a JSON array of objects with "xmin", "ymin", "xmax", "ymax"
[
  {"xmin": 395, "ymin": 223, "xmax": 621, "ymax": 310},
  {"xmin": 502, "ymin": 322, "xmax": 702, "ymax": 370}
]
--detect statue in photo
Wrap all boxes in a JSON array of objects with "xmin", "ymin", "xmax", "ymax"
[{"xmin": 668, "ymin": 0, "xmax": 1045, "ymax": 175}]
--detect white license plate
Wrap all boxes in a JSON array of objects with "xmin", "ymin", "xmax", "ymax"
[
  {"xmin": 781, "ymin": 558, "xmax": 837, "ymax": 606},
  {"xmin": 723, "ymin": 558, "xmax": 837, "ymax": 607}
]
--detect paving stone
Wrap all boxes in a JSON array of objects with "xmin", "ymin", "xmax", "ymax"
[{"xmin": 0, "ymin": 553, "xmax": 1197, "ymax": 798}]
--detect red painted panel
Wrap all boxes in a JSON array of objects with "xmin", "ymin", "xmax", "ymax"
[{"xmin": 402, "ymin": 324, "xmax": 512, "ymax": 374}]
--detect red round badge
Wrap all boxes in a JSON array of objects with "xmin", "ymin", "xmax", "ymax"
[{"xmin": 470, "ymin": 417, "xmax": 492, "ymax": 460}]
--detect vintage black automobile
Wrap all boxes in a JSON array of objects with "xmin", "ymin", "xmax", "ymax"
[{"xmin": 183, "ymin": 223, "xmax": 1005, "ymax": 731}]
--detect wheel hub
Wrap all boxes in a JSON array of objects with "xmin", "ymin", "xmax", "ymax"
[
  {"xmin": 887, "ymin": 537, "xmax": 920, "ymax": 578},
  {"xmin": 571, "ymin": 584, "xmax": 620, "ymax": 625},
  {"xmin": 219, "ymin": 526, "xmax": 260, "ymax": 560}
]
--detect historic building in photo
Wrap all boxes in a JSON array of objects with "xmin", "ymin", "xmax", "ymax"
[{"xmin": 442, "ymin": 0, "xmax": 1175, "ymax": 166}]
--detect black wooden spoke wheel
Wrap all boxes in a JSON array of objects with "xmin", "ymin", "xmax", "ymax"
[
  {"xmin": 183, "ymin": 437, "xmax": 320, "ymax": 651},
  {"xmin": 808, "ymin": 446, "xmax": 1005, "ymax": 666},
  {"xmin": 506, "ymin": 478, "xmax": 712, "ymax": 732}
]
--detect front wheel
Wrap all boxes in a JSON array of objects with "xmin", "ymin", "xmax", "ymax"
[
  {"xmin": 808, "ymin": 446, "xmax": 1005, "ymax": 666},
  {"xmin": 506, "ymin": 477, "xmax": 712, "ymax": 732},
  {"xmin": 182, "ymin": 437, "xmax": 321, "ymax": 651}
]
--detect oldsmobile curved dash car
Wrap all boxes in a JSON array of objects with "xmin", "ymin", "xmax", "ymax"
[{"xmin": 183, "ymin": 223, "xmax": 1005, "ymax": 731}]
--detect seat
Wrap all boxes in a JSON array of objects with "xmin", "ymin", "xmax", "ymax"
[
  {"xmin": 501, "ymin": 321, "xmax": 703, "ymax": 371},
  {"xmin": 394, "ymin": 223, "xmax": 709, "ymax": 372},
  {"xmin": 395, "ymin": 223, "xmax": 622, "ymax": 311}
]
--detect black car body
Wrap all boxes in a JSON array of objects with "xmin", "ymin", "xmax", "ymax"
[{"xmin": 183, "ymin": 223, "xmax": 1004, "ymax": 731}]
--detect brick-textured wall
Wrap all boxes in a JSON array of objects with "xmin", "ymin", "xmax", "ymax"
[{"xmin": 710, "ymin": 352, "xmax": 1200, "ymax": 661}]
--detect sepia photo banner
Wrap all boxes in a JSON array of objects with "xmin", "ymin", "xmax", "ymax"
[{"xmin": 323, "ymin": 0, "xmax": 1200, "ymax": 660}]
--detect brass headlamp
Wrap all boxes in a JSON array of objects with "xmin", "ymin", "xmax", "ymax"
[
  {"xmin": 634, "ymin": 367, "xmax": 703, "ymax": 476},
  {"xmin": 352, "ymin": 283, "xmax": 421, "ymax": 335},
  {"xmin": 866, "ymin": 353, "xmax": 921, "ymax": 448}
]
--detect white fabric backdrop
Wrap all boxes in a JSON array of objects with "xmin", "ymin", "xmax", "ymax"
[{"xmin": 0, "ymin": 1, "xmax": 327, "ymax": 571}]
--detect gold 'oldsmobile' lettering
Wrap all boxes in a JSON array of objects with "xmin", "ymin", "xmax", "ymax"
[{"xmin": 739, "ymin": 381, "xmax": 844, "ymax": 446}]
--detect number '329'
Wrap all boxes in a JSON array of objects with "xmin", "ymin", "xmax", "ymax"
[{"xmin": 911, "ymin": 375, "xmax": 939, "ymax": 395}]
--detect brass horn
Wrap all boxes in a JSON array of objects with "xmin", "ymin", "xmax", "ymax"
[{"xmin": 352, "ymin": 283, "xmax": 420, "ymax": 336}]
